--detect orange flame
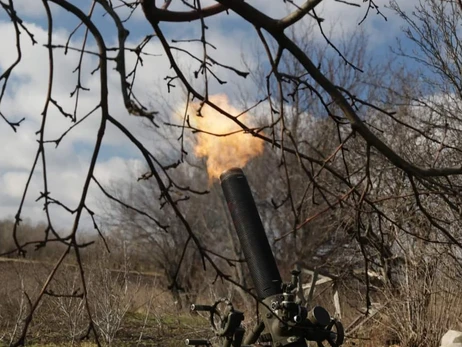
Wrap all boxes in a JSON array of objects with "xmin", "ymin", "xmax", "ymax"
[{"xmin": 188, "ymin": 94, "xmax": 264, "ymax": 181}]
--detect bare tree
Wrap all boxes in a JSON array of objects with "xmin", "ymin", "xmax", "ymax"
[{"xmin": 1, "ymin": 0, "xmax": 462, "ymax": 345}]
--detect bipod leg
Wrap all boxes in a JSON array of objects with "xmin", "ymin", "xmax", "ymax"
[{"xmin": 243, "ymin": 320, "xmax": 265, "ymax": 345}]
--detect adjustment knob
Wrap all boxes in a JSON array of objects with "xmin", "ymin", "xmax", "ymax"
[{"xmin": 307, "ymin": 306, "xmax": 330, "ymax": 326}]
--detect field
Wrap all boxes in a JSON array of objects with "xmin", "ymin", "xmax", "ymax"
[
  {"xmin": 0, "ymin": 257, "xmax": 368, "ymax": 347},
  {"xmin": 0, "ymin": 258, "xmax": 212, "ymax": 347},
  {"xmin": 0, "ymin": 313, "xmax": 208, "ymax": 347},
  {"xmin": 1, "ymin": 256, "xmax": 460, "ymax": 347}
]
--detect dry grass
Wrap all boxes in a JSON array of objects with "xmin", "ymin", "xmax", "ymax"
[
  {"xmin": 0, "ymin": 256, "xmax": 209, "ymax": 347},
  {"xmin": 1, "ymin": 252, "xmax": 461, "ymax": 346}
]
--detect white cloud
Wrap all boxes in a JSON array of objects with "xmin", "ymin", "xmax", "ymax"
[
  {"xmin": 8, "ymin": 0, "xmax": 47, "ymax": 18},
  {"xmin": 92, "ymin": 157, "xmax": 145, "ymax": 185},
  {"xmin": 1, "ymin": 171, "xmax": 39, "ymax": 198},
  {"xmin": 0, "ymin": 0, "xmax": 420, "ymax": 233},
  {"xmin": 0, "ymin": 10, "xmax": 261, "ymax": 231},
  {"xmin": 0, "ymin": 20, "xmax": 150, "ymax": 228}
]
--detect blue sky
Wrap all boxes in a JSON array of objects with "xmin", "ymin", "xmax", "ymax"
[{"xmin": 0, "ymin": 0, "xmax": 422, "ymax": 230}]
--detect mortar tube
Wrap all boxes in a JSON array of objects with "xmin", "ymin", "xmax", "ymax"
[{"xmin": 220, "ymin": 167, "xmax": 282, "ymax": 300}]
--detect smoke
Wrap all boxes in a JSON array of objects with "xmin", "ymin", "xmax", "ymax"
[{"xmin": 188, "ymin": 94, "xmax": 264, "ymax": 181}]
